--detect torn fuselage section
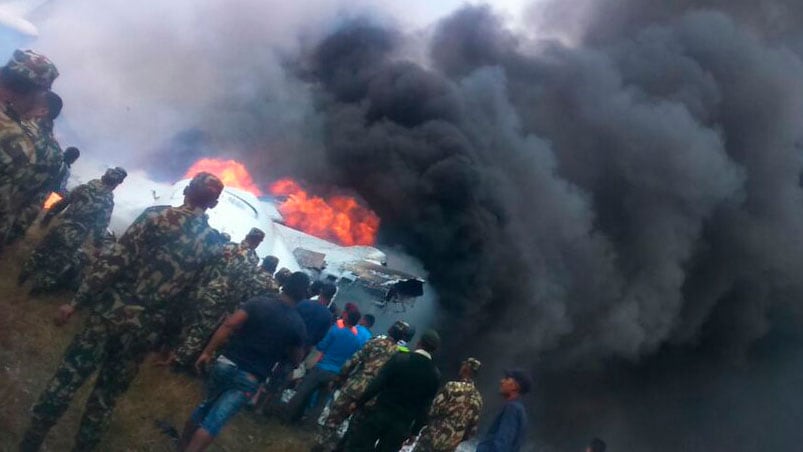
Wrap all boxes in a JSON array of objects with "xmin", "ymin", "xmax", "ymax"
[{"xmin": 339, "ymin": 261, "xmax": 425, "ymax": 312}]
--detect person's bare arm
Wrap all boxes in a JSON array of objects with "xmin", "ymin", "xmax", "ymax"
[{"xmin": 194, "ymin": 309, "xmax": 249, "ymax": 373}]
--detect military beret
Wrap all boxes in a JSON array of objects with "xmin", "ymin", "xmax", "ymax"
[{"xmin": 5, "ymin": 50, "xmax": 58, "ymax": 89}]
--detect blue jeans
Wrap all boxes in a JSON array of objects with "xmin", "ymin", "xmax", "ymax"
[{"xmin": 191, "ymin": 357, "xmax": 259, "ymax": 437}]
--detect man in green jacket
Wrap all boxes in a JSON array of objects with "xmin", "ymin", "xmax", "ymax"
[{"xmin": 344, "ymin": 330, "xmax": 441, "ymax": 452}]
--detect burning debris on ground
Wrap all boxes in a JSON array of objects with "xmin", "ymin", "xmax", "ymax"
[{"xmin": 2, "ymin": 0, "xmax": 803, "ymax": 451}]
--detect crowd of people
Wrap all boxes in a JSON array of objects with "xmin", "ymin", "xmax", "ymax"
[{"xmin": 0, "ymin": 48, "xmax": 609, "ymax": 452}]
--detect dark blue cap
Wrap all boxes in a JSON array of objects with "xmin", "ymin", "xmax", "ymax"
[{"xmin": 504, "ymin": 368, "xmax": 532, "ymax": 394}]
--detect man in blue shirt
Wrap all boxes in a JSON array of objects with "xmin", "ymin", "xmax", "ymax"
[
  {"xmin": 476, "ymin": 369, "xmax": 531, "ymax": 452},
  {"xmin": 297, "ymin": 296, "xmax": 335, "ymax": 348},
  {"xmin": 285, "ymin": 309, "xmax": 362, "ymax": 423},
  {"xmin": 356, "ymin": 313, "xmax": 374, "ymax": 346}
]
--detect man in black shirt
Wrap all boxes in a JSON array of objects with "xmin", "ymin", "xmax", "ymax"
[
  {"xmin": 178, "ymin": 272, "xmax": 309, "ymax": 452},
  {"xmin": 343, "ymin": 329, "xmax": 441, "ymax": 451}
]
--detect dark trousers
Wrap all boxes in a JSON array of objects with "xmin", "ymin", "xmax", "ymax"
[
  {"xmin": 20, "ymin": 314, "xmax": 148, "ymax": 452},
  {"xmin": 343, "ymin": 407, "xmax": 411, "ymax": 452},
  {"xmin": 284, "ymin": 366, "xmax": 337, "ymax": 423}
]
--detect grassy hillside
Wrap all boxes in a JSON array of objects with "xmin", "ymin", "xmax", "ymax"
[{"xmin": 0, "ymin": 227, "xmax": 312, "ymax": 451}]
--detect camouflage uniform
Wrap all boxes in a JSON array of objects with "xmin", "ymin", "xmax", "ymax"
[
  {"xmin": 0, "ymin": 107, "xmax": 38, "ymax": 245},
  {"xmin": 8, "ymin": 191, "xmax": 48, "ymax": 243},
  {"xmin": 20, "ymin": 202, "xmax": 223, "ymax": 451},
  {"xmin": 6, "ymin": 120, "xmax": 64, "ymax": 243},
  {"xmin": 315, "ymin": 335, "xmax": 399, "ymax": 450},
  {"xmin": 413, "ymin": 361, "xmax": 483, "ymax": 452},
  {"xmin": 242, "ymin": 266, "xmax": 281, "ymax": 299},
  {"xmin": 0, "ymin": 50, "xmax": 58, "ymax": 246},
  {"xmin": 173, "ymin": 240, "xmax": 259, "ymax": 365},
  {"xmin": 21, "ymin": 178, "xmax": 114, "ymax": 292}
]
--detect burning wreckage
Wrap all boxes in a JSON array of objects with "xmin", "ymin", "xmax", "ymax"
[{"xmin": 68, "ymin": 160, "xmax": 425, "ymax": 313}]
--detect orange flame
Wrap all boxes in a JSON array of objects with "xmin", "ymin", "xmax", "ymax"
[
  {"xmin": 43, "ymin": 193, "xmax": 63, "ymax": 209},
  {"xmin": 270, "ymin": 178, "xmax": 380, "ymax": 246},
  {"xmin": 183, "ymin": 158, "xmax": 262, "ymax": 196}
]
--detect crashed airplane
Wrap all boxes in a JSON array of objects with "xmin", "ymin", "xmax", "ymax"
[{"xmin": 68, "ymin": 161, "xmax": 426, "ymax": 315}]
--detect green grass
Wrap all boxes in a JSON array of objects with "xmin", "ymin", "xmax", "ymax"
[{"xmin": 0, "ymin": 228, "xmax": 311, "ymax": 451}]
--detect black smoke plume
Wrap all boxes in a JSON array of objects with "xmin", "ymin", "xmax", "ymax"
[{"xmin": 289, "ymin": 2, "xmax": 803, "ymax": 450}]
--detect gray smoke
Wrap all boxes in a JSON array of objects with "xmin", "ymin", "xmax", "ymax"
[{"xmin": 28, "ymin": 0, "xmax": 803, "ymax": 450}]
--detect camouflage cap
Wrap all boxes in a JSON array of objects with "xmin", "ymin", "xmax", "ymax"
[
  {"xmin": 189, "ymin": 171, "xmax": 224, "ymax": 191},
  {"xmin": 462, "ymin": 357, "xmax": 481, "ymax": 372},
  {"xmin": 102, "ymin": 166, "xmax": 128, "ymax": 185},
  {"xmin": 185, "ymin": 172, "xmax": 224, "ymax": 205},
  {"xmin": 5, "ymin": 50, "xmax": 59, "ymax": 89}
]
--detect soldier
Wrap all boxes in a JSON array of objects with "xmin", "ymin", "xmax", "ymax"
[
  {"xmin": 6, "ymin": 92, "xmax": 69, "ymax": 244},
  {"xmin": 413, "ymin": 357, "xmax": 483, "ymax": 452},
  {"xmin": 54, "ymin": 147, "xmax": 80, "ymax": 196},
  {"xmin": 19, "ymin": 172, "xmax": 225, "ymax": 452},
  {"xmin": 172, "ymin": 227, "xmax": 265, "ymax": 367},
  {"xmin": 19, "ymin": 167, "xmax": 127, "ymax": 293},
  {"xmin": 240, "ymin": 254, "xmax": 281, "ymax": 301},
  {"xmin": 313, "ymin": 320, "xmax": 412, "ymax": 452},
  {"xmin": 36, "ymin": 146, "xmax": 81, "ymax": 228},
  {"xmin": 0, "ymin": 49, "xmax": 59, "ymax": 248},
  {"xmin": 239, "ymin": 227, "xmax": 263, "ymax": 266}
]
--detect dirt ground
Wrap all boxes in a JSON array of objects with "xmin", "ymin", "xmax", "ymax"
[{"xmin": 0, "ymin": 228, "xmax": 312, "ymax": 451}]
